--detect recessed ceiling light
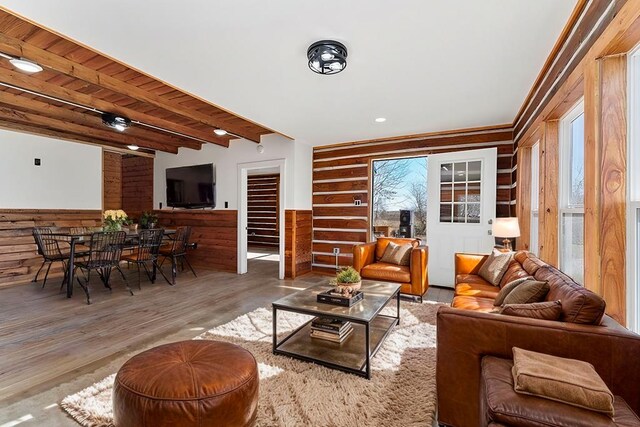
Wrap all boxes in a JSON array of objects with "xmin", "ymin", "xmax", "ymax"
[
  {"xmin": 214, "ymin": 129, "xmax": 227, "ymax": 136},
  {"xmin": 9, "ymin": 58, "xmax": 43, "ymax": 73},
  {"xmin": 375, "ymin": 117, "xmax": 386, "ymax": 123},
  {"xmin": 127, "ymin": 145, "xmax": 139, "ymax": 151}
]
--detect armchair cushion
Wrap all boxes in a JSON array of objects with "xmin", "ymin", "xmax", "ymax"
[
  {"xmin": 373, "ymin": 237, "xmax": 419, "ymax": 261},
  {"xmin": 361, "ymin": 262, "xmax": 410, "ymax": 283}
]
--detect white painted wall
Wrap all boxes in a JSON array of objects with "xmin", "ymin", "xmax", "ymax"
[
  {"xmin": 0, "ymin": 129, "xmax": 102, "ymax": 209},
  {"xmin": 154, "ymin": 135, "xmax": 313, "ymax": 210}
]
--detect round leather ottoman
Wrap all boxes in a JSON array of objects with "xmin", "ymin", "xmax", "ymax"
[{"xmin": 113, "ymin": 340, "xmax": 259, "ymax": 427}]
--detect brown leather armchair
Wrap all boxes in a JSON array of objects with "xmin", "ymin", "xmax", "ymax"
[{"xmin": 352, "ymin": 237, "xmax": 429, "ymax": 302}]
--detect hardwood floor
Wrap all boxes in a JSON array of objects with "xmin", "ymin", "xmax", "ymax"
[{"xmin": 0, "ymin": 260, "xmax": 452, "ymax": 425}]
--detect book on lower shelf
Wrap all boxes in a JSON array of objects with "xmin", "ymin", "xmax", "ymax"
[
  {"xmin": 310, "ymin": 327, "xmax": 354, "ymax": 343},
  {"xmin": 310, "ymin": 317, "xmax": 351, "ymax": 333}
]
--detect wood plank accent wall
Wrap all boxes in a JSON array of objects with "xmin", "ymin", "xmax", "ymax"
[
  {"xmin": 285, "ymin": 210, "xmax": 312, "ymax": 279},
  {"xmin": 155, "ymin": 210, "xmax": 237, "ymax": 272},
  {"xmin": 311, "ymin": 126, "xmax": 514, "ymax": 273},
  {"xmin": 0, "ymin": 209, "xmax": 101, "ymax": 288},
  {"xmin": 103, "ymin": 151, "xmax": 122, "ymax": 210},
  {"xmin": 247, "ymin": 174, "xmax": 279, "ymax": 247},
  {"xmin": 515, "ymin": 0, "xmax": 640, "ymax": 325},
  {"xmin": 538, "ymin": 121, "xmax": 560, "ymax": 267},
  {"xmin": 122, "ymin": 155, "xmax": 154, "ymax": 220}
]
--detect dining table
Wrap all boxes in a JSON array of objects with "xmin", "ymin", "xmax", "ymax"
[{"xmin": 50, "ymin": 228, "xmax": 176, "ymax": 299}]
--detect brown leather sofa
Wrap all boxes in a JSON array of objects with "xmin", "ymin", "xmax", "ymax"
[
  {"xmin": 352, "ymin": 237, "xmax": 428, "ymax": 301},
  {"xmin": 437, "ymin": 250, "xmax": 640, "ymax": 427}
]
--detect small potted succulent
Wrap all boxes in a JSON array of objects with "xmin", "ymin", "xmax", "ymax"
[
  {"xmin": 331, "ymin": 266, "xmax": 362, "ymax": 296},
  {"xmin": 140, "ymin": 211, "xmax": 159, "ymax": 229}
]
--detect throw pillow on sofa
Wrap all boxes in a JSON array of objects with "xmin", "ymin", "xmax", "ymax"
[
  {"xmin": 379, "ymin": 242, "xmax": 413, "ymax": 266},
  {"xmin": 493, "ymin": 276, "xmax": 533, "ymax": 306},
  {"xmin": 512, "ymin": 347, "xmax": 615, "ymax": 417},
  {"xmin": 500, "ymin": 300, "xmax": 562, "ymax": 320},
  {"xmin": 478, "ymin": 249, "xmax": 513, "ymax": 286},
  {"xmin": 502, "ymin": 280, "xmax": 550, "ymax": 305}
]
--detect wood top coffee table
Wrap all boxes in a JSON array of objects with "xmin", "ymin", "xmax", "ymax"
[{"xmin": 272, "ymin": 280, "xmax": 400, "ymax": 379}]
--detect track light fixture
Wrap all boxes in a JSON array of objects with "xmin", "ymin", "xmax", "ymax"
[{"xmin": 102, "ymin": 113, "xmax": 131, "ymax": 132}]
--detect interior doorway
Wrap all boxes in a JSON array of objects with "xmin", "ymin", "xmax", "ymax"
[
  {"xmin": 237, "ymin": 159, "xmax": 285, "ymax": 279},
  {"xmin": 247, "ymin": 171, "xmax": 280, "ymax": 277}
]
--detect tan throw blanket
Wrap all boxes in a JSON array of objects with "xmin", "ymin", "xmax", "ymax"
[{"xmin": 512, "ymin": 347, "xmax": 615, "ymax": 417}]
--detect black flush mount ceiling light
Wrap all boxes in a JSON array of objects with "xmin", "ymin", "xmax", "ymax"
[
  {"xmin": 307, "ymin": 40, "xmax": 347, "ymax": 75},
  {"xmin": 102, "ymin": 112, "xmax": 131, "ymax": 132}
]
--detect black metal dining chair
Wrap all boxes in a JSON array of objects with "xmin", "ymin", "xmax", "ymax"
[
  {"xmin": 32, "ymin": 227, "xmax": 71, "ymax": 289},
  {"xmin": 121, "ymin": 229, "xmax": 171, "ymax": 289},
  {"xmin": 159, "ymin": 226, "xmax": 197, "ymax": 285},
  {"xmin": 74, "ymin": 231, "xmax": 131, "ymax": 304}
]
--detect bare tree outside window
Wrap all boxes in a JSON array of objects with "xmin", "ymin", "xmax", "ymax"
[{"xmin": 372, "ymin": 157, "xmax": 428, "ymax": 240}]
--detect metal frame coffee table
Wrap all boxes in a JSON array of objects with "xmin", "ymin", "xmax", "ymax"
[{"xmin": 272, "ymin": 281, "xmax": 400, "ymax": 379}]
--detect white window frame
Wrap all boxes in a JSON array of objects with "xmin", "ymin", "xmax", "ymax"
[
  {"xmin": 530, "ymin": 141, "xmax": 540, "ymax": 255},
  {"xmin": 627, "ymin": 45, "xmax": 640, "ymax": 332},
  {"xmin": 559, "ymin": 100, "xmax": 585, "ymax": 282}
]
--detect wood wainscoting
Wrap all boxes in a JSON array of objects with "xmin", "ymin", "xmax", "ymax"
[
  {"xmin": 311, "ymin": 125, "xmax": 514, "ymax": 273},
  {"xmin": 155, "ymin": 210, "xmax": 237, "ymax": 272},
  {"xmin": 0, "ymin": 209, "xmax": 102, "ymax": 288},
  {"xmin": 285, "ymin": 210, "xmax": 312, "ymax": 279}
]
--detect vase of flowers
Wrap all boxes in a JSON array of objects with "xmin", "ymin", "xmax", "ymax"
[
  {"xmin": 330, "ymin": 266, "xmax": 362, "ymax": 296},
  {"xmin": 103, "ymin": 209, "xmax": 128, "ymax": 232}
]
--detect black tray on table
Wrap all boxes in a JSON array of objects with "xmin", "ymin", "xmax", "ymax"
[{"xmin": 317, "ymin": 290, "xmax": 364, "ymax": 307}]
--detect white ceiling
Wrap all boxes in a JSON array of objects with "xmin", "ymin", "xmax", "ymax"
[{"xmin": 2, "ymin": 1, "xmax": 577, "ymax": 146}]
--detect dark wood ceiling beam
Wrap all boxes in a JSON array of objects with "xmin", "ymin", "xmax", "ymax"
[
  {"xmin": 0, "ymin": 119, "xmax": 158, "ymax": 155},
  {"xmin": 0, "ymin": 33, "xmax": 264, "ymax": 143},
  {"xmin": 0, "ymin": 67, "xmax": 229, "ymax": 148},
  {"xmin": 0, "ymin": 105, "xmax": 179, "ymax": 153},
  {"xmin": 0, "ymin": 90, "xmax": 202, "ymax": 150}
]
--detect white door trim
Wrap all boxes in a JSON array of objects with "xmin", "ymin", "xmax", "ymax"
[{"xmin": 237, "ymin": 159, "xmax": 286, "ymax": 279}]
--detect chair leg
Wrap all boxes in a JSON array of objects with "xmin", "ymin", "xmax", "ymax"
[
  {"xmin": 183, "ymin": 256, "xmax": 197, "ymax": 277},
  {"xmin": 76, "ymin": 275, "xmax": 91, "ymax": 305},
  {"xmin": 136, "ymin": 264, "xmax": 142, "ymax": 290},
  {"xmin": 33, "ymin": 260, "xmax": 46, "ymax": 283},
  {"xmin": 42, "ymin": 262, "xmax": 52, "ymax": 288},
  {"xmin": 116, "ymin": 265, "xmax": 134, "ymax": 296},
  {"xmin": 171, "ymin": 256, "xmax": 177, "ymax": 285},
  {"xmin": 153, "ymin": 260, "xmax": 173, "ymax": 286}
]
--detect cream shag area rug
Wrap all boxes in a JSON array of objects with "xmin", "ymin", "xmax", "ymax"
[{"xmin": 61, "ymin": 301, "xmax": 443, "ymax": 427}]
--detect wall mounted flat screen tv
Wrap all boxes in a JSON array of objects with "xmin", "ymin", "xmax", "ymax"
[{"xmin": 166, "ymin": 163, "xmax": 215, "ymax": 208}]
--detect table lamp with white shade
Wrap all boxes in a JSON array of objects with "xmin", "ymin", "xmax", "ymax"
[{"xmin": 492, "ymin": 218, "xmax": 520, "ymax": 251}]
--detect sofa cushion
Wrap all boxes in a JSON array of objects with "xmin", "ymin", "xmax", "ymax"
[
  {"xmin": 360, "ymin": 262, "xmax": 410, "ymax": 283},
  {"xmin": 512, "ymin": 347, "xmax": 615, "ymax": 416},
  {"xmin": 455, "ymin": 274, "xmax": 500, "ymax": 298},
  {"xmin": 493, "ymin": 277, "xmax": 534, "ymax": 306},
  {"xmin": 499, "ymin": 260, "xmax": 532, "ymax": 288},
  {"xmin": 374, "ymin": 237, "xmax": 419, "ymax": 261},
  {"xmin": 534, "ymin": 267, "xmax": 606, "ymax": 324},
  {"xmin": 500, "ymin": 301, "xmax": 563, "ymax": 321},
  {"xmin": 514, "ymin": 250, "xmax": 549, "ymax": 276},
  {"xmin": 451, "ymin": 295, "xmax": 495, "ymax": 312},
  {"xmin": 478, "ymin": 249, "xmax": 513, "ymax": 286},
  {"xmin": 502, "ymin": 280, "xmax": 550, "ymax": 305},
  {"xmin": 379, "ymin": 241, "xmax": 413, "ymax": 266},
  {"xmin": 482, "ymin": 356, "xmax": 634, "ymax": 427}
]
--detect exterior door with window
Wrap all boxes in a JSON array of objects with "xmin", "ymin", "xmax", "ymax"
[{"xmin": 426, "ymin": 148, "xmax": 497, "ymax": 286}]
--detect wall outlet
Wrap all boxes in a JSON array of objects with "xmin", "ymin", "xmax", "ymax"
[
  {"xmin": 354, "ymin": 199, "xmax": 361, "ymax": 206},
  {"xmin": 34, "ymin": 158, "xmax": 41, "ymax": 166},
  {"xmin": 333, "ymin": 248, "xmax": 340, "ymax": 255}
]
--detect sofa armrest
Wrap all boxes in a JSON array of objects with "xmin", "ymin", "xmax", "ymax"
[
  {"xmin": 436, "ymin": 306, "xmax": 640, "ymax": 427},
  {"xmin": 455, "ymin": 252, "xmax": 489, "ymax": 276},
  {"xmin": 352, "ymin": 242, "xmax": 376, "ymax": 273},
  {"xmin": 409, "ymin": 246, "xmax": 428, "ymax": 297}
]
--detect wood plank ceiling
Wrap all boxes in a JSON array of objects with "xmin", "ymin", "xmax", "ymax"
[{"xmin": 0, "ymin": 8, "xmax": 279, "ymax": 154}]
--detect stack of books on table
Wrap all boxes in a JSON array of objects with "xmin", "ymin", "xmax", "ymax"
[{"xmin": 310, "ymin": 317, "xmax": 353, "ymax": 343}]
